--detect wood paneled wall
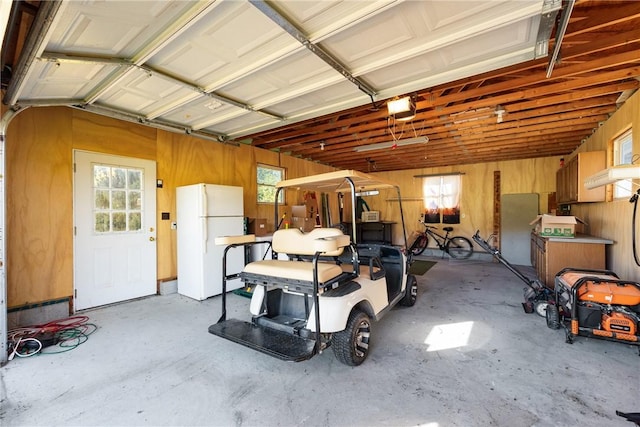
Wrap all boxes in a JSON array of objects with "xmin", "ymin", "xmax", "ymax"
[
  {"xmin": 5, "ymin": 107, "xmax": 335, "ymax": 307},
  {"xmin": 6, "ymin": 108, "xmax": 74, "ymax": 306}
]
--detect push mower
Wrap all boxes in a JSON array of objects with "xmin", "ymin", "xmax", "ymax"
[
  {"xmin": 473, "ymin": 231, "xmax": 553, "ymax": 316},
  {"xmin": 546, "ymin": 267, "xmax": 640, "ymax": 354}
]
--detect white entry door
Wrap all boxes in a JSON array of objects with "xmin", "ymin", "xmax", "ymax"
[{"xmin": 74, "ymin": 151, "xmax": 157, "ymax": 310}]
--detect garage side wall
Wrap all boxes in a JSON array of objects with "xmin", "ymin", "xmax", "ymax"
[
  {"xmin": 5, "ymin": 107, "xmax": 336, "ymax": 309},
  {"xmin": 570, "ymin": 90, "xmax": 640, "ymax": 282}
]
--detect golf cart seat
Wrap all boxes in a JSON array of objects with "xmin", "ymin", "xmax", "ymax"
[{"xmin": 241, "ymin": 228, "xmax": 354, "ymax": 290}]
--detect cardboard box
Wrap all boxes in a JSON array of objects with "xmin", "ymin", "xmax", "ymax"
[
  {"xmin": 530, "ymin": 214, "xmax": 585, "ymax": 238},
  {"xmin": 247, "ymin": 218, "xmax": 268, "ymax": 236},
  {"xmin": 291, "ymin": 205, "xmax": 315, "ymax": 232},
  {"xmin": 291, "ymin": 205, "xmax": 307, "ymax": 218}
]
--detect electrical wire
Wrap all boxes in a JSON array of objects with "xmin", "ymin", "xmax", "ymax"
[{"xmin": 7, "ymin": 315, "xmax": 97, "ymax": 360}]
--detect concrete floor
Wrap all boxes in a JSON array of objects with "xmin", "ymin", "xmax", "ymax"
[{"xmin": 1, "ymin": 257, "xmax": 639, "ymax": 427}]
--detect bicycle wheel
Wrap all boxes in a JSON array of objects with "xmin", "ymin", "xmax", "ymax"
[
  {"xmin": 410, "ymin": 234, "xmax": 428, "ymax": 256},
  {"xmin": 446, "ymin": 236, "xmax": 473, "ymax": 259}
]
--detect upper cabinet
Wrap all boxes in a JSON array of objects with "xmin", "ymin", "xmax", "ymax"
[{"xmin": 556, "ymin": 151, "xmax": 606, "ymax": 204}]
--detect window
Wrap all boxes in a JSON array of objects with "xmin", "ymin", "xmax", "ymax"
[
  {"xmin": 613, "ymin": 129, "xmax": 633, "ymax": 199},
  {"xmin": 422, "ymin": 174, "xmax": 462, "ymax": 224},
  {"xmin": 257, "ymin": 164, "xmax": 285, "ymax": 203},
  {"xmin": 93, "ymin": 164, "xmax": 143, "ymax": 233}
]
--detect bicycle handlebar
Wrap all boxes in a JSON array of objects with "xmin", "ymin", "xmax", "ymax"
[{"xmin": 417, "ymin": 219, "xmax": 444, "ymax": 230}]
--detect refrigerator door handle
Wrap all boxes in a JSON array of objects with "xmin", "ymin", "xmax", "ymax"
[
  {"xmin": 203, "ymin": 217, "xmax": 208, "ymax": 253},
  {"xmin": 201, "ymin": 185, "xmax": 208, "ymax": 217}
]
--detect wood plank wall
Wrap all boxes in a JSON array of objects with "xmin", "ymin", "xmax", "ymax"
[
  {"xmin": 7, "ymin": 95, "xmax": 636, "ymax": 309},
  {"xmin": 570, "ymin": 90, "xmax": 640, "ymax": 282},
  {"xmin": 5, "ymin": 107, "xmax": 336, "ymax": 308}
]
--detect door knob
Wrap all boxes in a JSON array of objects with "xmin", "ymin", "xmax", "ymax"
[{"xmin": 149, "ymin": 237, "xmax": 155, "ymax": 241}]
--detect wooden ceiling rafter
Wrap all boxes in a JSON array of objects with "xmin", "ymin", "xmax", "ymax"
[
  {"xmin": 291, "ymin": 103, "xmax": 613, "ymax": 159},
  {"xmin": 254, "ymin": 75, "xmax": 637, "ymax": 155},
  {"xmin": 248, "ymin": 41, "xmax": 640, "ymax": 150}
]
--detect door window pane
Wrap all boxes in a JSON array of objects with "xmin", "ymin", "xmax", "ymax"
[
  {"xmin": 129, "ymin": 191, "xmax": 141, "ymax": 210},
  {"xmin": 128, "ymin": 170, "xmax": 141, "ymax": 189},
  {"xmin": 95, "ymin": 190, "xmax": 110, "ymax": 209},
  {"xmin": 111, "ymin": 168, "xmax": 126, "ymax": 188},
  {"xmin": 95, "ymin": 213, "xmax": 110, "ymax": 232},
  {"xmin": 129, "ymin": 213, "xmax": 142, "ymax": 231},
  {"xmin": 94, "ymin": 166, "xmax": 110, "ymax": 188},
  {"xmin": 112, "ymin": 212, "xmax": 127, "ymax": 231},
  {"xmin": 112, "ymin": 190, "xmax": 126, "ymax": 209}
]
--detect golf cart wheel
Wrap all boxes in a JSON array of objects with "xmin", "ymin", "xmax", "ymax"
[
  {"xmin": 546, "ymin": 304, "xmax": 560, "ymax": 329},
  {"xmin": 410, "ymin": 235, "xmax": 428, "ymax": 256},
  {"xmin": 400, "ymin": 274, "xmax": 418, "ymax": 307},
  {"xmin": 446, "ymin": 237, "xmax": 473, "ymax": 259},
  {"xmin": 534, "ymin": 300, "xmax": 549, "ymax": 317},
  {"xmin": 332, "ymin": 310, "xmax": 371, "ymax": 366}
]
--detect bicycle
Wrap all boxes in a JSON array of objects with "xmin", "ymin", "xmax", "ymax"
[{"xmin": 408, "ymin": 220, "xmax": 473, "ymax": 259}]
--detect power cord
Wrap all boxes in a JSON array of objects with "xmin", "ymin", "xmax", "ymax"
[
  {"xmin": 8, "ymin": 315, "xmax": 97, "ymax": 361},
  {"xmin": 631, "ymin": 188, "xmax": 640, "ymax": 267}
]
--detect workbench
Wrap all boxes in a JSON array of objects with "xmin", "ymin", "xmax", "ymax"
[{"xmin": 530, "ymin": 232, "xmax": 614, "ymax": 289}]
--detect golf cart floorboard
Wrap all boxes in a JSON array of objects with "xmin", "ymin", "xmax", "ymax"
[{"xmin": 208, "ymin": 319, "xmax": 316, "ymax": 362}]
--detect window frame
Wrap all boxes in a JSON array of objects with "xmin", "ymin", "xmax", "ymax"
[
  {"xmin": 257, "ymin": 163, "xmax": 285, "ymax": 204},
  {"xmin": 612, "ymin": 128, "xmax": 633, "ymax": 199},
  {"xmin": 421, "ymin": 174, "xmax": 462, "ymax": 224}
]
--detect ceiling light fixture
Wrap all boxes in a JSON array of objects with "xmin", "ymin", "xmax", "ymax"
[
  {"xmin": 354, "ymin": 136, "xmax": 428, "ymax": 152},
  {"xmin": 387, "ymin": 96, "xmax": 416, "ymax": 121},
  {"xmin": 204, "ymin": 100, "xmax": 223, "ymax": 110},
  {"xmin": 584, "ymin": 164, "xmax": 640, "ymax": 189},
  {"xmin": 355, "ymin": 190, "xmax": 380, "ymax": 197},
  {"xmin": 495, "ymin": 105, "xmax": 506, "ymax": 123}
]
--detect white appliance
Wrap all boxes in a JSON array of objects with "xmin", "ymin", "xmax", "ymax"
[{"xmin": 176, "ymin": 183, "xmax": 245, "ymax": 300}]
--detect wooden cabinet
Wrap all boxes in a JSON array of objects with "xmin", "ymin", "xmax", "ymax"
[
  {"xmin": 530, "ymin": 232, "xmax": 612, "ymax": 289},
  {"xmin": 556, "ymin": 151, "xmax": 606, "ymax": 203}
]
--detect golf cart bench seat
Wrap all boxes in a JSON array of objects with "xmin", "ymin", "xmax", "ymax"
[{"xmin": 241, "ymin": 228, "xmax": 352, "ymax": 289}]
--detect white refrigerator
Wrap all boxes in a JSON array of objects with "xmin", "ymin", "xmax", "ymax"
[{"xmin": 176, "ymin": 183, "xmax": 245, "ymax": 300}]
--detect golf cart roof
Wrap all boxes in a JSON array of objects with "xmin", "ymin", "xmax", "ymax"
[{"xmin": 276, "ymin": 170, "xmax": 398, "ymax": 193}]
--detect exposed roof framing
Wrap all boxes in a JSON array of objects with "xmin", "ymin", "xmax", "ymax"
[{"xmin": 2, "ymin": 0, "xmax": 639, "ymax": 172}]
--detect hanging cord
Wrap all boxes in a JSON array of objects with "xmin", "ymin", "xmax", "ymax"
[
  {"xmin": 7, "ymin": 315, "xmax": 97, "ymax": 361},
  {"xmin": 631, "ymin": 188, "xmax": 640, "ymax": 267}
]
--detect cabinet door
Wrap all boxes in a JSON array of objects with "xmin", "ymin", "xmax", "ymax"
[
  {"xmin": 555, "ymin": 168, "xmax": 565, "ymax": 203},
  {"xmin": 530, "ymin": 233, "xmax": 547, "ymax": 286},
  {"xmin": 555, "ymin": 151, "xmax": 605, "ymax": 203},
  {"xmin": 358, "ymin": 222, "xmax": 393, "ymax": 244},
  {"xmin": 576, "ymin": 151, "xmax": 606, "ymax": 202}
]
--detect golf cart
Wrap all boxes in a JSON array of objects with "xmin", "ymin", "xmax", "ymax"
[{"xmin": 208, "ymin": 170, "xmax": 418, "ymax": 366}]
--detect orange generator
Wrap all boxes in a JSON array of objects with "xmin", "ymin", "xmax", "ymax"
[{"xmin": 546, "ymin": 267, "xmax": 640, "ymax": 353}]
